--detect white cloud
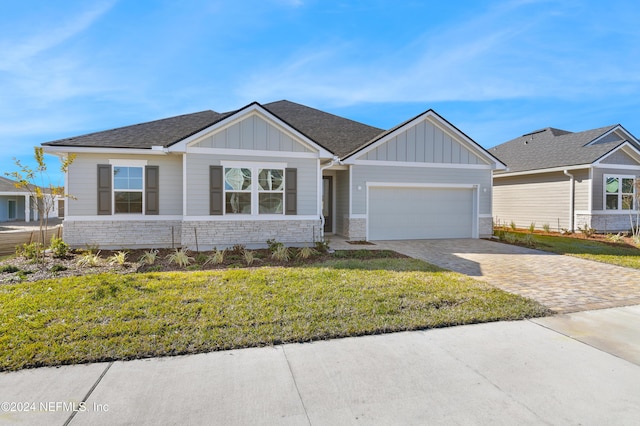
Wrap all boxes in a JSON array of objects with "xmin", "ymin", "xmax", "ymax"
[{"xmin": 238, "ymin": 0, "xmax": 640, "ymax": 107}]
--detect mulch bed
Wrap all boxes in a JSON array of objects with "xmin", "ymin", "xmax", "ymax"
[{"xmin": 0, "ymin": 247, "xmax": 407, "ymax": 284}]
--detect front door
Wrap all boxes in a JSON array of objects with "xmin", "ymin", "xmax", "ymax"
[
  {"xmin": 7, "ymin": 200, "xmax": 16, "ymax": 220},
  {"xmin": 322, "ymin": 176, "xmax": 333, "ymax": 233}
]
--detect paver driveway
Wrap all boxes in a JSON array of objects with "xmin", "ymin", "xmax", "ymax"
[{"xmin": 373, "ymin": 239, "xmax": 640, "ymax": 313}]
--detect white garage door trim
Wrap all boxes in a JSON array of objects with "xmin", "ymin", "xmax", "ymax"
[{"xmin": 365, "ymin": 182, "xmax": 479, "ymax": 240}]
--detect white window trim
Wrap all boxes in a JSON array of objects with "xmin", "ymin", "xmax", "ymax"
[
  {"xmin": 603, "ymin": 174, "xmax": 636, "ymax": 211},
  {"xmin": 111, "ymin": 162, "xmax": 146, "ymax": 215},
  {"xmin": 221, "ymin": 162, "xmax": 287, "ymax": 216}
]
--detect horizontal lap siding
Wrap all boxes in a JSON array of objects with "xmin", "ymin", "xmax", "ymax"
[
  {"xmin": 351, "ymin": 165, "xmax": 491, "ymax": 215},
  {"xmin": 66, "ymin": 153, "xmax": 183, "ymax": 216},
  {"xmin": 185, "ymin": 154, "xmax": 317, "ymax": 216},
  {"xmin": 493, "ymin": 172, "xmax": 571, "ymax": 230},
  {"xmin": 573, "ymin": 169, "xmax": 590, "ymax": 211}
]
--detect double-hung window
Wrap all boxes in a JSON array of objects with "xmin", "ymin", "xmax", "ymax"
[
  {"xmin": 604, "ymin": 175, "xmax": 636, "ymax": 210},
  {"xmin": 114, "ymin": 166, "xmax": 143, "ymax": 213},
  {"xmin": 222, "ymin": 164, "xmax": 285, "ymax": 215}
]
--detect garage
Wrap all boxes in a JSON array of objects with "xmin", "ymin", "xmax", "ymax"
[{"xmin": 368, "ymin": 186, "xmax": 476, "ymax": 240}]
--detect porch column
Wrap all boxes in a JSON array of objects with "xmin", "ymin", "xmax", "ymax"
[{"xmin": 24, "ymin": 194, "xmax": 30, "ymax": 222}]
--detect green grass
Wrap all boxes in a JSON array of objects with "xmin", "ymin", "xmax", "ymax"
[
  {"xmin": 508, "ymin": 232, "xmax": 640, "ymax": 269},
  {"xmin": 0, "ymin": 258, "xmax": 549, "ymax": 371}
]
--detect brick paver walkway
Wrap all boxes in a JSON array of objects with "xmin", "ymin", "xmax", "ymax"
[{"xmin": 333, "ymin": 237, "xmax": 640, "ymax": 313}]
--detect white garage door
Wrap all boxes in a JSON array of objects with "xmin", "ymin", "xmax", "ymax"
[{"xmin": 368, "ymin": 187, "xmax": 475, "ymax": 240}]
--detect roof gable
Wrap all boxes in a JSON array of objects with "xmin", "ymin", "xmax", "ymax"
[
  {"xmin": 345, "ymin": 109, "xmax": 505, "ymax": 168},
  {"xmin": 491, "ymin": 125, "xmax": 640, "ymax": 174},
  {"xmin": 190, "ymin": 111, "xmax": 314, "ymax": 153}
]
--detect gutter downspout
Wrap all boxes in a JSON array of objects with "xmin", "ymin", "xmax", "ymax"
[
  {"xmin": 319, "ymin": 156, "xmax": 340, "ymax": 239},
  {"xmin": 564, "ymin": 170, "xmax": 575, "ymax": 232}
]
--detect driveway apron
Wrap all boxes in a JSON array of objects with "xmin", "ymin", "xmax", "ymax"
[{"xmin": 376, "ymin": 239, "xmax": 640, "ymax": 313}]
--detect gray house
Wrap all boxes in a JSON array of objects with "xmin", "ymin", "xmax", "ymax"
[
  {"xmin": 490, "ymin": 125, "xmax": 640, "ymax": 233},
  {"xmin": 0, "ymin": 176, "xmax": 60, "ymax": 222},
  {"xmin": 42, "ymin": 101, "xmax": 504, "ymax": 249}
]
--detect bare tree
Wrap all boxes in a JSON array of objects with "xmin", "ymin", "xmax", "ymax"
[{"xmin": 5, "ymin": 147, "xmax": 75, "ymax": 262}]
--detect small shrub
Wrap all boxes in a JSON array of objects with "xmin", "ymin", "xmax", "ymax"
[
  {"xmin": 16, "ymin": 242, "xmax": 43, "ymax": 260},
  {"xmin": 271, "ymin": 245, "xmax": 291, "ymax": 262},
  {"xmin": 230, "ymin": 244, "xmax": 245, "ymax": 255},
  {"xmin": 521, "ymin": 233, "xmax": 534, "ymax": 246},
  {"xmin": 528, "ymin": 222, "xmax": 536, "ymax": 233},
  {"xmin": 195, "ymin": 252, "xmax": 208, "ymax": 265},
  {"xmin": 542, "ymin": 223, "xmax": 551, "ymax": 233},
  {"xmin": 509, "ymin": 221, "xmax": 517, "ymax": 231},
  {"xmin": 578, "ymin": 225, "xmax": 596, "ymax": 238},
  {"xmin": 266, "ymin": 239, "xmax": 284, "ymax": 252},
  {"xmin": 139, "ymin": 250, "xmax": 158, "ymax": 265},
  {"xmin": 606, "ymin": 233, "xmax": 624, "ymax": 243},
  {"xmin": 243, "ymin": 249, "xmax": 259, "ymax": 266},
  {"xmin": 296, "ymin": 246, "xmax": 317, "ymax": 260},
  {"xmin": 108, "ymin": 251, "xmax": 128, "ymax": 266},
  {"xmin": 503, "ymin": 232, "xmax": 517, "ymax": 244},
  {"xmin": 16, "ymin": 270, "xmax": 33, "ymax": 281},
  {"xmin": 166, "ymin": 248, "xmax": 194, "ymax": 267},
  {"xmin": 633, "ymin": 235, "xmax": 640, "ymax": 247},
  {"xmin": 83, "ymin": 243, "xmax": 100, "ymax": 254},
  {"xmin": 50, "ymin": 264, "xmax": 67, "ymax": 273},
  {"xmin": 560, "ymin": 228, "xmax": 573, "ymax": 235},
  {"xmin": 49, "ymin": 236, "xmax": 70, "ymax": 258},
  {"xmin": 206, "ymin": 249, "xmax": 226, "ymax": 265},
  {"xmin": 0, "ymin": 265, "xmax": 19, "ymax": 273},
  {"xmin": 77, "ymin": 252, "xmax": 101, "ymax": 267},
  {"xmin": 315, "ymin": 239, "xmax": 330, "ymax": 254}
]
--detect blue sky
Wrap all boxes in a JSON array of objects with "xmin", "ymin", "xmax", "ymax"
[{"xmin": 2, "ymin": 0, "xmax": 640, "ymax": 185}]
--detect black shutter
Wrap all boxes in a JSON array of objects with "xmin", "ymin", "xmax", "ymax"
[
  {"xmin": 97, "ymin": 164, "xmax": 112, "ymax": 215},
  {"xmin": 145, "ymin": 165, "xmax": 159, "ymax": 215},
  {"xmin": 210, "ymin": 166, "xmax": 223, "ymax": 215},
  {"xmin": 285, "ymin": 168, "xmax": 297, "ymax": 215}
]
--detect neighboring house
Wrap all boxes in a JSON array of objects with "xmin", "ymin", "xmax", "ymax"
[
  {"xmin": 0, "ymin": 176, "xmax": 60, "ymax": 222},
  {"xmin": 490, "ymin": 125, "xmax": 640, "ymax": 233},
  {"xmin": 42, "ymin": 100, "xmax": 504, "ymax": 249}
]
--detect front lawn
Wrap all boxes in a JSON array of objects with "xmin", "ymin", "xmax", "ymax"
[
  {"xmin": 0, "ymin": 257, "xmax": 548, "ymax": 371},
  {"xmin": 498, "ymin": 231, "xmax": 640, "ymax": 269}
]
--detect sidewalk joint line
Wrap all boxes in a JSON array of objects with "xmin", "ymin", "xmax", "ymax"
[
  {"xmin": 282, "ymin": 346, "xmax": 312, "ymax": 426},
  {"xmin": 63, "ymin": 361, "xmax": 114, "ymax": 426}
]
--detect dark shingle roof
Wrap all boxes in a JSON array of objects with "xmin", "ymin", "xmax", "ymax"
[
  {"xmin": 0, "ymin": 176, "xmax": 44, "ymax": 193},
  {"xmin": 41, "ymin": 100, "xmax": 385, "ymax": 157},
  {"xmin": 263, "ymin": 100, "xmax": 384, "ymax": 157},
  {"xmin": 490, "ymin": 125, "xmax": 639, "ymax": 174},
  {"xmin": 42, "ymin": 110, "xmax": 234, "ymax": 149}
]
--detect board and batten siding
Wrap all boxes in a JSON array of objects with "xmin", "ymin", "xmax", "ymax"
[
  {"xmin": 350, "ymin": 165, "xmax": 492, "ymax": 215},
  {"xmin": 66, "ymin": 153, "xmax": 183, "ymax": 216},
  {"xmin": 493, "ymin": 172, "xmax": 574, "ymax": 230},
  {"xmin": 363, "ymin": 120, "xmax": 487, "ymax": 165},
  {"xmin": 591, "ymin": 166, "xmax": 640, "ymax": 210},
  {"xmin": 192, "ymin": 114, "xmax": 312, "ymax": 153},
  {"xmin": 185, "ymin": 153, "xmax": 318, "ymax": 216}
]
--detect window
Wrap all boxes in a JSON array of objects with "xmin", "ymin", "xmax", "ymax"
[
  {"xmin": 258, "ymin": 169, "xmax": 284, "ymax": 214},
  {"xmin": 224, "ymin": 168, "xmax": 252, "ymax": 214},
  {"xmin": 114, "ymin": 166, "xmax": 143, "ymax": 213},
  {"xmin": 605, "ymin": 175, "xmax": 636, "ymax": 210},
  {"xmin": 222, "ymin": 165, "xmax": 285, "ymax": 215}
]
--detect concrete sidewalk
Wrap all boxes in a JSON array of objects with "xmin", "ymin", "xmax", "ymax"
[{"xmin": 2, "ymin": 307, "xmax": 640, "ymax": 425}]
